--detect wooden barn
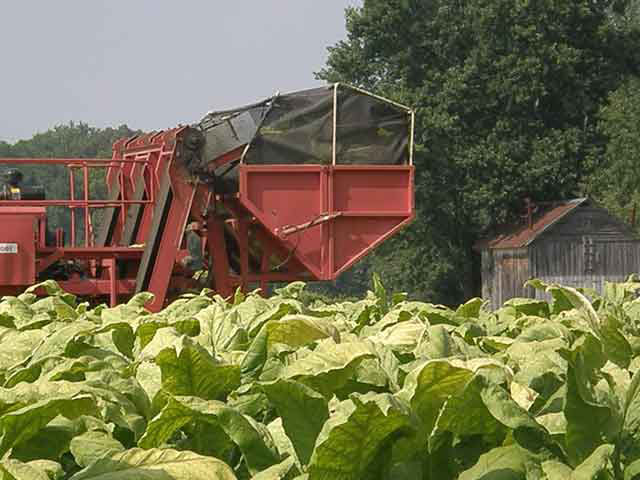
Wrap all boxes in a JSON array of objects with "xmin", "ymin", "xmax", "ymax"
[{"xmin": 475, "ymin": 198, "xmax": 640, "ymax": 309}]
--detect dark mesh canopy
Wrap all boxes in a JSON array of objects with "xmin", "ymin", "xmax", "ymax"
[
  {"xmin": 335, "ymin": 87, "xmax": 410, "ymax": 165},
  {"xmin": 188, "ymin": 84, "xmax": 412, "ymax": 193},
  {"xmin": 243, "ymin": 84, "xmax": 411, "ymax": 166},
  {"xmin": 243, "ymin": 87, "xmax": 334, "ymax": 165}
]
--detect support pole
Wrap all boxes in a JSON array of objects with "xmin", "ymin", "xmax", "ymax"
[
  {"xmin": 259, "ymin": 243, "xmax": 271, "ymax": 295},
  {"xmin": 108, "ymin": 258, "xmax": 117, "ymax": 307},
  {"xmin": 69, "ymin": 168, "xmax": 76, "ymax": 247},
  {"xmin": 239, "ymin": 219, "xmax": 249, "ymax": 293},
  {"xmin": 207, "ymin": 216, "xmax": 233, "ymax": 298}
]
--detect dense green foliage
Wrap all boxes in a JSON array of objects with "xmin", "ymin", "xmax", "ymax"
[
  {"xmin": 0, "ymin": 123, "xmax": 135, "ymax": 160},
  {"xmin": 2, "ymin": 277, "xmax": 640, "ymax": 478},
  {"xmin": 591, "ymin": 76, "xmax": 640, "ymax": 223},
  {"xmin": 317, "ymin": 0, "xmax": 640, "ymax": 304}
]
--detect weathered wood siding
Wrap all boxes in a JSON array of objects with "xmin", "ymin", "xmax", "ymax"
[
  {"xmin": 531, "ymin": 205, "xmax": 640, "ymax": 297},
  {"xmin": 482, "ymin": 248, "xmax": 531, "ymax": 309},
  {"xmin": 530, "ymin": 239, "xmax": 640, "ymax": 297}
]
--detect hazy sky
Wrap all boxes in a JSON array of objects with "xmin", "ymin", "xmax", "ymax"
[{"xmin": 0, "ymin": 1, "xmax": 360, "ymax": 143}]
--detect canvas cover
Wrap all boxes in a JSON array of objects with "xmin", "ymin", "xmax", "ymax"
[
  {"xmin": 243, "ymin": 84, "xmax": 410, "ymax": 165},
  {"xmin": 184, "ymin": 84, "xmax": 411, "ymax": 192}
]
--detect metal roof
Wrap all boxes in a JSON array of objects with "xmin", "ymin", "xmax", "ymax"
[{"xmin": 475, "ymin": 198, "xmax": 588, "ymax": 250}]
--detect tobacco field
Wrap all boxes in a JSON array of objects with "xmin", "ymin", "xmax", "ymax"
[{"xmin": 1, "ymin": 277, "xmax": 640, "ymax": 479}]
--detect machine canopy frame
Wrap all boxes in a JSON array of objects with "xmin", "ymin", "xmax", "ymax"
[{"xmin": 198, "ymin": 83, "xmax": 414, "ymax": 169}]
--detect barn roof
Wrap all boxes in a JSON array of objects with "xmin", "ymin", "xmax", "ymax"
[{"xmin": 475, "ymin": 198, "xmax": 588, "ymax": 250}]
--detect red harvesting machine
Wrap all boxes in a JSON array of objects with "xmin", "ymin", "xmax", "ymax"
[{"xmin": 0, "ymin": 84, "xmax": 415, "ymax": 311}]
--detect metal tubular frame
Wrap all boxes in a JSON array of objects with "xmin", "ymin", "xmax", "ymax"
[{"xmin": 0, "ymin": 158, "xmax": 155, "ymax": 248}]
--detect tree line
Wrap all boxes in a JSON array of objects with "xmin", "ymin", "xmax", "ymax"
[{"xmin": 2, "ymin": 0, "xmax": 640, "ymax": 305}]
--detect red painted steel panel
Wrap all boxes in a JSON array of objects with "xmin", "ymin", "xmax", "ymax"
[
  {"xmin": 144, "ymin": 161, "xmax": 196, "ymax": 312},
  {"xmin": 333, "ymin": 169, "xmax": 410, "ymax": 212},
  {"xmin": 332, "ymin": 216, "xmax": 407, "ymax": 274},
  {"xmin": 238, "ymin": 165, "xmax": 414, "ymax": 280},
  {"xmin": 0, "ymin": 207, "xmax": 43, "ymax": 285},
  {"xmin": 244, "ymin": 169, "xmax": 323, "ymax": 277}
]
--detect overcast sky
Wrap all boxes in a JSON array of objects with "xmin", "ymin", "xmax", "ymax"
[{"xmin": 0, "ymin": 1, "xmax": 360, "ymax": 143}]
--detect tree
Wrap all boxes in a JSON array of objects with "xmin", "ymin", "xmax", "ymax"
[
  {"xmin": 590, "ymin": 76, "xmax": 640, "ymax": 225},
  {"xmin": 318, "ymin": 0, "xmax": 640, "ymax": 304}
]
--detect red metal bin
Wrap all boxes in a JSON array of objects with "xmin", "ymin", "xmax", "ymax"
[{"xmin": 0, "ymin": 207, "xmax": 44, "ymax": 286}]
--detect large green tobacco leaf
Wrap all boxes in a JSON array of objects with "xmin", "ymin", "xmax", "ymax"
[
  {"xmin": 368, "ymin": 318, "xmax": 426, "ymax": 354},
  {"xmin": 0, "ymin": 459, "xmax": 52, "ymax": 480},
  {"xmin": 157, "ymin": 295, "xmax": 213, "ymax": 322},
  {"xmin": 479, "ymin": 382, "xmax": 546, "ymax": 437},
  {"xmin": 30, "ymin": 296, "xmax": 78, "ymax": 322},
  {"xmin": 554, "ymin": 285, "xmax": 631, "ymax": 366},
  {"xmin": 360, "ymin": 309, "xmax": 412, "ymax": 337},
  {"xmin": 505, "ymin": 339, "xmax": 567, "ymax": 397},
  {"xmin": 429, "ymin": 376, "xmax": 506, "ymax": 452},
  {"xmin": 281, "ymin": 340, "xmax": 375, "ymax": 397},
  {"xmin": 621, "ymin": 368, "xmax": 640, "ymax": 461},
  {"xmin": 541, "ymin": 460, "xmax": 573, "ymax": 479},
  {"xmin": 414, "ymin": 325, "xmax": 461, "ymax": 359},
  {"xmin": 543, "ymin": 444, "xmax": 616, "ymax": 479},
  {"xmin": 139, "ymin": 396, "xmax": 279, "ymax": 475},
  {"xmin": 0, "ymin": 381, "xmax": 83, "ymax": 412},
  {"xmin": 23, "ymin": 280, "xmax": 75, "ymax": 302},
  {"xmin": 0, "ymin": 297, "xmax": 32, "ymax": 321},
  {"xmin": 455, "ymin": 297, "xmax": 485, "ymax": 319},
  {"xmin": 249, "ymin": 457, "xmax": 297, "ymax": 480},
  {"xmin": 11, "ymin": 422, "xmax": 76, "ymax": 462},
  {"xmin": 195, "ymin": 305, "xmax": 248, "ymax": 355},
  {"xmin": 154, "ymin": 337, "xmax": 240, "ymax": 401},
  {"xmin": 136, "ymin": 327, "xmax": 183, "ymax": 361},
  {"xmin": 264, "ymin": 315, "xmax": 339, "ymax": 349},
  {"xmin": 308, "ymin": 393, "xmax": 413, "ymax": 480},
  {"xmin": 28, "ymin": 321, "xmax": 97, "ymax": 365},
  {"xmin": 241, "ymin": 316, "xmax": 338, "ymax": 381},
  {"xmin": 397, "ymin": 360, "xmax": 473, "ymax": 434},
  {"xmin": 9, "ymin": 415, "xmax": 110, "ymax": 463},
  {"xmin": 503, "ymin": 297, "xmax": 550, "ymax": 318},
  {"xmin": 93, "ymin": 324, "xmax": 135, "ymax": 360},
  {"xmin": 599, "ymin": 313, "xmax": 633, "ymax": 368},
  {"xmin": 135, "ymin": 318, "xmax": 200, "ymax": 351},
  {"xmin": 68, "ymin": 448, "xmax": 237, "ymax": 480},
  {"xmin": 571, "ymin": 444, "xmax": 615, "ymax": 479},
  {"xmin": 135, "ymin": 361, "xmax": 162, "ymax": 405},
  {"xmin": 429, "ymin": 370, "xmax": 550, "ymax": 459},
  {"xmin": 0, "ymin": 395, "xmax": 98, "ymax": 457},
  {"xmin": 0, "ymin": 328, "xmax": 47, "ymax": 371},
  {"xmin": 267, "ymin": 418, "xmax": 299, "ymax": 465},
  {"xmin": 260, "ymin": 379, "xmax": 328, "ymax": 465},
  {"xmin": 563, "ymin": 335, "xmax": 619, "ymax": 466},
  {"xmin": 525, "ymin": 280, "xmax": 575, "ymax": 314},
  {"xmin": 625, "ymin": 458, "xmax": 640, "ymax": 480},
  {"xmin": 69, "ymin": 431, "xmax": 125, "ymax": 468},
  {"xmin": 458, "ymin": 444, "xmax": 541, "ymax": 479},
  {"xmin": 176, "ymin": 421, "xmax": 235, "ymax": 464}
]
